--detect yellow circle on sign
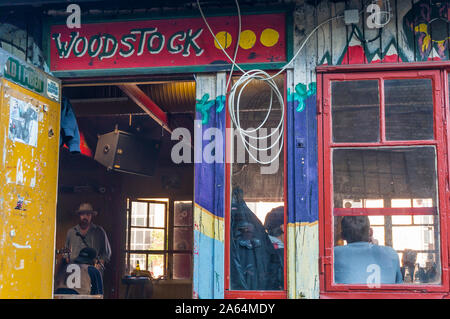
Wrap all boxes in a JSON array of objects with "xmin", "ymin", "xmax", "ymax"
[
  {"xmin": 260, "ymin": 28, "xmax": 279, "ymax": 47},
  {"xmin": 214, "ymin": 31, "xmax": 232, "ymax": 49},
  {"xmin": 239, "ymin": 30, "xmax": 257, "ymax": 49}
]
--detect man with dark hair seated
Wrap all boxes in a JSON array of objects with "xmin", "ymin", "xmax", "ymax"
[
  {"xmin": 54, "ymin": 247, "xmax": 103, "ymax": 295},
  {"xmin": 334, "ymin": 215, "xmax": 403, "ymax": 285},
  {"xmin": 264, "ymin": 206, "xmax": 284, "ymax": 289}
]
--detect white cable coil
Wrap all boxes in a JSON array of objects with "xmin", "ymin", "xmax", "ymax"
[{"xmin": 197, "ymin": 0, "xmax": 344, "ymax": 165}]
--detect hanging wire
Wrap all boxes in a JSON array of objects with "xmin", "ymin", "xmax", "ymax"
[{"xmin": 196, "ymin": 0, "xmax": 344, "ymax": 165}]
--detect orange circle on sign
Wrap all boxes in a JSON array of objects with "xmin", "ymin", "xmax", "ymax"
[{"xmin": 260, "ymin": 28, "xmax": 279, "ymax": 47}]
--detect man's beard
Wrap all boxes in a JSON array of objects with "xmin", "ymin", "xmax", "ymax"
[{"xmin": 79, "ymin": 219, "xmax": 90, "ymax": 230}]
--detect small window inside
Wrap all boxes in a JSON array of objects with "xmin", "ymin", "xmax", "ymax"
[
  {"xmin": 126, "ymin": 199, "xmax": 193, "ymax": 280},
  {"xmin": 172, "ymin": 201, "xmax": 193, "ymax": 280},
  {"xmin": 126, "ymin": 199, "xmax": 167, "ymax": 278},
  {"xmin": 332, "ymin": 80, "xmax": 380, "ymax": 143}
]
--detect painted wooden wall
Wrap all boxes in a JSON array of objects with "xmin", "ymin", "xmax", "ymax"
[
  {"xmin": 193, "ymin": 72, "xmax": 226, "ymax": 299},
  {"xmin": 289, "ymin": 0, "xmax": 448, "ymax": 299},
  {"xmin": 1, "ymin": 0, "xmax": 448, "ymax": 300}
]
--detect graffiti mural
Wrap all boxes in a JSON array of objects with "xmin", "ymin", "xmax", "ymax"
[
  {"xmin": 287, "ymin": 82, "xmax": 316, "ymax": 112},
  {"xmin": 195, "ymin": 93, "xmax": 226, "ymax": 125},
  {"xmin": 403, "ymin": 0, "xmax": 449, "ymax": 61},
  {"xmin": 315, "ymin": 0, "xmax": 448, "ymax": 67}
]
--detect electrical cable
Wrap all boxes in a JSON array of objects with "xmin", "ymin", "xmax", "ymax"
[{"xmin": 197, "ymin": 0, "xmax": 344, "ymax": 165}]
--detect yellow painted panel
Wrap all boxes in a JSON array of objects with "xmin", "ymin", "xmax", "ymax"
[
  {"xmin": 194, "ymin": 204, "xmax": 224, "ymax": 242},
  {"xmin": 0, "ymin": 79, "xmax": 60, "ymax": 298},
  {"xmin": 287, "ymin": 222, "xmax": 319, "ymax": 299}
]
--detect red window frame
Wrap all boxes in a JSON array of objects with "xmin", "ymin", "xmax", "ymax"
[
  {"xmin": 317, "ymin": 63, "xmax": 450, "ymax": 298},
  {"xmin": 224, "ymin": 72, "xmax": 288, "ymax": 299}
]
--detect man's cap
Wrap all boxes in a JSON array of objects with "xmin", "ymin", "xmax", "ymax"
[
  {"xmin": 75, "ymin": 202, "xmax": 98, "ymax": 216},
  {"xmin": 74, "ymin": 247, "xmax": 97, "ymax": 265}
]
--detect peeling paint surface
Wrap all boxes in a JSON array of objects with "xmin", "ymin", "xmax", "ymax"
[
  {"xmin": 193, "ymin": 73, "xmax": 226, "ymax": 299},
  {"xmin": 0, "ymin": 78, "xmax": 60, "ymax": 298},
  {"xmin": 287, "ymin": 222, "xmax": 319, "ymax": 299}
]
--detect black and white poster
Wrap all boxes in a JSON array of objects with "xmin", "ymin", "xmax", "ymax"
[{"xmin": 8, "ymin": 96, "xmax": 38, "ymax": 147}]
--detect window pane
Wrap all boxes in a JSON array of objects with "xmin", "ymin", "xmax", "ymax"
[
  {"xmin": 331, "ymin": 80, "xmax": 379, "ymax": 143},
  {"xmin": 173, "ymin": 227, "xmax": 192, "ymax": 250},
  {"xmin": 332, "ymin": 147, "xmax": 440, "ymax": 285},
  {"xmin": 148, "ymin": 254, "xmax": 165, "ymax": 278},
  {"xmin": 131, "ymin": 228, "xmax": 164, "ymax": 250},
  {"xmin": 174, "ymin": 201, "xmax": 193, "ymax": 226},
  {"xmin": 130, "ymin": 253, "xmax": 146, "ymax": 271},
  {"xmin": 399, "ymin": 251, "xmax": 440, "ymax": 283},
  {"xmin": 392, "ymin": 225, "xmax": 436, "ymax": 251},
  {"xmin": 131, "ymin": 201, "xmax": 147, "ymax": 226},
  {"xmin": 333, "ymin": 147, "xmax": 437, "ymax": 206},
  {"xmin": 173, "ymin": 254, "xmax": 192, "ymax": 280},
  {"xmin": 229, "ymin": 75, "xmax": 284, "ymax": 291},
  {"xmin": 385, "ymin": 79, "xmax": 434, "ymax": 141},
  {"xmin": 149, "ymin": 203, "xmax": 166, "ymax": 227}
]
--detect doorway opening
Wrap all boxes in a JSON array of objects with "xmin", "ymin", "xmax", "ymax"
[{"xmin": 54, "ymin": 78, "xmax": 196, "ymax": 299}]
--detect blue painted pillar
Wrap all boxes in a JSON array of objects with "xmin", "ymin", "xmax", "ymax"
[{"xmin": 192, "ymin": 73, "xmax": 226, "ymax": 299}]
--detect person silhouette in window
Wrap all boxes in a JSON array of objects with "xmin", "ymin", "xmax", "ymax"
[
  {"xmin": 229, "ymin": 187, "xmax": 282, "ymax": 290},
  {"xmin": 334, "ymin": 215, "xmax": 403, "ymax": 285}
]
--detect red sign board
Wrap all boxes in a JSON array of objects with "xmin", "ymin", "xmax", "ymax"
[{"xmin": 49, "ymin": 13, "xmax": 286, "ymax": 73}]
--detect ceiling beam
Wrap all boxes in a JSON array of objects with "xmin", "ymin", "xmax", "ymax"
[{"xmin": 117, "ymin": 83, "xmax": 172, "ymax": 134}]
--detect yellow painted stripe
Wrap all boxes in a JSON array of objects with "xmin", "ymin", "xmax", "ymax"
[
  {"xmin": 286, "ymin": 221, "xmax": 320, "ymax": 299},
  {"xmin": 194, "ymin": 203, "xmax": 224, "ymax": 242},
  {"xmin": 287, "ymin": 220, "xmax": 319, "ymax": 228}
]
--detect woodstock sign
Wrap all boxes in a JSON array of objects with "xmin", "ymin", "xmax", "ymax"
[{"xmin": 48, "ymin": 13, "xmax": 286, "ymax": 73}]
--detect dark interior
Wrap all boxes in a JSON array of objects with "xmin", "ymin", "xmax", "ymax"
[{"xmin": 55, "ymin": 80, "xmax": 196, "ymax": 299}]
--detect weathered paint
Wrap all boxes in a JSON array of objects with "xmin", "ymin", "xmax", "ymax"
[
  {"xmin": 47, "ymin": 13, "xmax": 287, "ymax": 76},
  {"xmin": 193, "ymin": 72, "xmax": 226, "ymax": 299},
  {"xmin": 193, "ymin": 204, "xmax": 224, "ymax": 298},
  {"xmin": 288, "ymin": 0, "xmax": 449, "ymax": 299},
  {"xmin": 0, "ymin": 73, "xmax": 60, "ymax": 298},
  {"xmin": 287, "ymin": 222, "xmax": 319, "ymax": 299},
  {"xmin": 0, "ymin": 0, "xmax": 447, "ymax": 299}
]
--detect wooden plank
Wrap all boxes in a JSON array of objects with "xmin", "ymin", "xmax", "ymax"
[
  {"xmin": 316, "ymin": 0, "xmax": 333, "ymax": 66},
  {"xmin": 331, "ymin": 1, "xmax": 347, "ymax": 65},
  {"xmin": 293, "ymin": 1, "xmax": 308, "ymax": 85}
]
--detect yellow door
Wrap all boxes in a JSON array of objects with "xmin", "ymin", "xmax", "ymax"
[{"xmin": 0, "ymin": 78, "xmax": 60, "ymax": 298}]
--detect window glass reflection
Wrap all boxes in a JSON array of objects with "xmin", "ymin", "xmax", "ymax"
[
  {"xmin": 385, "ymin": 79, "xmax": 434, "ymax": 141},
  {"xmin": 229, "ymin": 75, "xmax": 285, "ymax": 291},
  {"xmin": 333, "ymin": 147, "xmax": 440, "ymax": 285}
]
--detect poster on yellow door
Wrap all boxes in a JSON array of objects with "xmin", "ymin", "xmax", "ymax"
[{"xmin": 8, "ymin": 97, "xmax": 39, "ymax": 147}]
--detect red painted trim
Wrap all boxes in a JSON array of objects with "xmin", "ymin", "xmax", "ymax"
[
  {"xmin": 117, "ymin": 84, "xmax": 171, "ymax": 133},
  {"xmin": 319, "ymin": 67, "xmax": 450, "ymax": 297},
  {"xmin": 443, "ymin": 70, "xmax": 450, "ymax": 272},
  {"xmin": 320, "ymin": 292, "xmax": 448, "ymax": 299},
  {"xmin": 329, "ymin": 140, "xmax": 438, "ymax": 147},
  {"xmin": 317, "ymin": 73, "xmax": 327, "ymax": 293},
  {"xmin": 316, "ymin": 61, "xmax": 450, "ymax": 73},
  {"xmin": 333, "ymin": 208, "xmax": 437, "ymax": 216},
  {"xmin": 224, "ymin": 75, "xmax": 232, "ymax": 292},
  {"xmin": 283, "ymin": 72, "xmax": 288, "ymax": 293},
  {"xmin": 379, "ymin": 79, "xmax": 385, "ymax": 143},
  {"xmin": 225, "ymin": 290, "xmax": 287, "ymax": 299}
]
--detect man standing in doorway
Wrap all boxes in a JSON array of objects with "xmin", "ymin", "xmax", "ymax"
[{"xmin": 65, "ymin": 202, "xmax": 112, "ymax": 276}]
